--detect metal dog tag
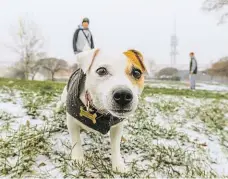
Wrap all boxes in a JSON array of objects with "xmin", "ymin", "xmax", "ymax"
[{"xmin": 79, "ymin": 106, "xmax": 97, "ymax": 124}]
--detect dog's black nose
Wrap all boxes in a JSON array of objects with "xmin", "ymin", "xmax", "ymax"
[{"xmin": 113, "ymin": 89, "xmax": 133, "ymax": 106}]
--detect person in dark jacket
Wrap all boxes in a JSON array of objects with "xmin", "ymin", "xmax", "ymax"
[
  {"xmin": 73, "ymin": 17, "xmax": 95, "ymax": 54},
  {"xmin": 189, "ymin": 52, "xmax": 198, "ymax": 90}
]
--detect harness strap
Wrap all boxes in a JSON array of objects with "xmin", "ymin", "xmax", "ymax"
[{"xmin": 66, "ymin": 68, "xmax": 124, "ymax": 135}]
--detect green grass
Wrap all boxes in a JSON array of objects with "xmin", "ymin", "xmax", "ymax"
[
  {"xmin": 0, "ymin": 77, "xmax": 227, "ymax": 178},
  {"xmin": 0, "ymin": 110, "xmax": 13, "ymax": 121},
  {"xmin": 0, "ymin": 78, "xmax": 65, "ymax": 118},
  {"xmin": 152, "ymin": 100, "xmax": 181, "ymax": 114},
  {"xmin": 143, "ymin": 85, "xmax": 228, "ymax": 99},
  {"xmin": 0, "ymin": 77, "xmax": 65, "ymax": 94},
  {"xmin": 0, "ymin": 122, "xmax": 52, "ymax": 177},
  {"xmin": 1, "ymin": 77, "xmax": 227, "ymax": 100}
]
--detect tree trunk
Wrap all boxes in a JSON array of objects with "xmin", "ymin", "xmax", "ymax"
[
  {"xmin": 24, "ymin": 61, "xmax": 29, "ymax": 80},
  {"xmin": 24, "ymin": 71, "xmax": 29, "ymax": 80},
  {"xmin": 51, "ymin": 72, "xmax": 54, "ymax": 81},
  {"xmin": 32, "ymin": 74, "xmax": 35, "ymax": 80}
]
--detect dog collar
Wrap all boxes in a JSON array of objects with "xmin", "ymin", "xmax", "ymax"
[{"xmin": 66, "ymin": 69, "xmax": 124, "ymax": 135}]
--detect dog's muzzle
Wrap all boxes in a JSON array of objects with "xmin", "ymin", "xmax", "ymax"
[{"xmin": 113, "ymin": 88, "xmax": 133, "ymax": 107}]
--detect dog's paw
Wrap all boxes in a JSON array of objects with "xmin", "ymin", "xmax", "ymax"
[{"xmin": 112, "ymin": 162, "xmax": 128, "ymax": 173}]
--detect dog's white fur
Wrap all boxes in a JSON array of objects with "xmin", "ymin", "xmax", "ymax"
[{"xmin": 57, "ymin": 48, "xmax": 146, "ymax": 172}]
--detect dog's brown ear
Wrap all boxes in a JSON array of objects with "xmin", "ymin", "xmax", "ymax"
[
  {"xmin": 123, "ymin": 49, "xmax": 150, "ymax": 74},
  {"xmin": 76, "ymin": 48, "xmax": 100, "ymax": 73}
]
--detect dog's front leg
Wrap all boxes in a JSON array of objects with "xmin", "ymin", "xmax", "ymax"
[
  {"xmin": 110, "ymin": 122, "xmax": 126, "ymax": 172},
  {"xmin": 67, "ymin": 113, "xmax": 84, "ymax": 163}
]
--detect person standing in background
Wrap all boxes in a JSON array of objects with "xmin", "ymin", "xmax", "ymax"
[
  {"xmin": 72, "ymin": 17, "xmax": 95, "ymax": 54},
  {"xmin": 189, "ymin": 52, "xmax": 198, "ymax": 90}
]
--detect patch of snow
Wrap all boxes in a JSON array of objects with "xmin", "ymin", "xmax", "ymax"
[
  {"xmin": 177, "ymin": 120, "xmax": 228, "ymax": 176},
  {"xmin": 197, "ymin": 83, "xmax": 228, "ymax": 92},
  {"xmin": 33, "ymin": 155, "xmax": 63, "ymax": 178},
  {"xmin": 0, "ymin": 102, "xmax": 26, "ymax": 117},
  {"xmin": 1, "ymin": 84, "xmax": 228, "ymax": 177},
  {"xmin": 147, "ymin": 81, "xmax": 228, "ymax": 92}
]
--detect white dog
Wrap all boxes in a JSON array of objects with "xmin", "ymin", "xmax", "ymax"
[{"xmin": 58, "ymin": 48, "xmax": 148, "ymax": 172}]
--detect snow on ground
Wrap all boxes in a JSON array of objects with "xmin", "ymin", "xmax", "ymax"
[
  {"xmin": 197, "ymin": 83, "xmax": 228, "ymax": 91},
  {"xmin": 147, "ymin": 80, "xmax": 228, "ymax": 92},
  {"xmin": 0, "ymin": 81, "xmax": 228, "ymax": 178},
  {"xmin": 145, "ymin": 95, "xmax": 228, "ymax": 176}
]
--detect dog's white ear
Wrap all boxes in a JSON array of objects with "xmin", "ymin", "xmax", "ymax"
[{"xmin": 76, "ymin": 48, "xmax": 100, "ymax": 73}]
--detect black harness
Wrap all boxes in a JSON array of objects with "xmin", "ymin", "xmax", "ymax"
[{"xmin": 66, "ymin": 69, "xmax": 124, "ymax": 135}]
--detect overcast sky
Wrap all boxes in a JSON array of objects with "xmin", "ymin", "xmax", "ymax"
[{"xmin": 0, "ymin": 0, "xmax": 228, "ymax": 67}]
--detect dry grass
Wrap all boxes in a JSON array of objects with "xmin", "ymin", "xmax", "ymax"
[{"xmin": 0, "ymin": 78, "xmax": 227, "ymax": 178}]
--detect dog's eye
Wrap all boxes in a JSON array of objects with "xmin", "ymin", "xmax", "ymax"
[
  {"xmin": 132, "ymin": 68, "xmax": 142, "ymax": 79},
  {"xmin": 96, "ymin": 67, "xmax": 108, "ymax": 76}
]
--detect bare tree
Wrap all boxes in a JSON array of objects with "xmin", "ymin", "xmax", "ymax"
[
  {"xmin": 8, "ymin": 59, "xmax": 41, "ymax": 80},
  {"xmin": 7, "ymin": 60, "xmax": 26, "ymax": 79},
  {"xmin": 38, "ymin": 58, "xmax": 68, "ymax": 81},
  {"xmin": 206, "ymin": 68, "xmax": 216, "ymax": 80},
  {"xmin": 8, "ymin": 18, "xmax": 45, "ymax": 79},
  {"xmin": 156, "ymin": 67, "xmax": 180, "ymax": 81},
  {"xmin": 30, "ymin": 62, "xmax": 41, "ymax": 80},
  {"xmin": 157, "ymin": 67, "xmax": 178, "ymax": 77},
  {"xmin": 203, "ymin": 0, "xmax": 228, "ymax": 24},
  {"xmin": 71, "ymin": 63, "xmax": 79, "ymax": 71},
  {"xmin": 206, "ymin": 57, "xmax": 228, "ymax": 79}
]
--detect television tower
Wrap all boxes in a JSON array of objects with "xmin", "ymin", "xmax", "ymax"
[{"xmin": 170, "ymin": 19, "xmax": 178, "ymax": 67}]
